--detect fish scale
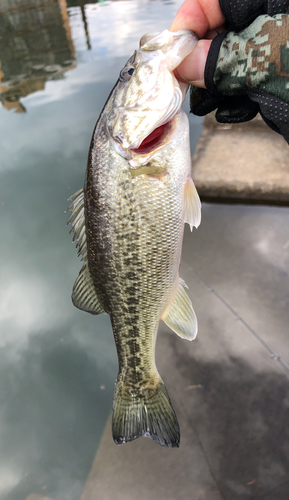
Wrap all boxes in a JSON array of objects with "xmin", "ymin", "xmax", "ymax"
[
  {"xmin": 68, "ymin": 29, "xmax": 200, "ymax": 447},
  {"xmin": 87, "ymin": 141, "xmax": 182, "ymax": 381}
]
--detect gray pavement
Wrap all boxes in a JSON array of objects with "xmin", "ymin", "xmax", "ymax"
[
  {"xmin": 192, "ymin": 114, "xmax": 289, "ymax": 204},
  {"xmin": 80, "ymin": 203, "xmax": 289, "ymax": 500}
]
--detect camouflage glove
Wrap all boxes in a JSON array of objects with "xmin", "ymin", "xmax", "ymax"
[
  {"xmin": 219, "ymin": 0, "xmax": 289, "ymax": 29},
  {"xmin": 190, "ymin": 14, "xmax": 289, "ymax": 142}
]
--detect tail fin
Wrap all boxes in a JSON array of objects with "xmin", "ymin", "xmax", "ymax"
[{"xmin": 112, "ymin": 380, "xmax": 180, "ymax": 448}]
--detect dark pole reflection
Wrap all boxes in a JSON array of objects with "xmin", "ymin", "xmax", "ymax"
[{"xmin": 79, "ymin": 0, "xmax": 92, "ymax": 50}]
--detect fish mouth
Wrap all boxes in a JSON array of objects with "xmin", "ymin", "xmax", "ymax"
[
  {"xmin": 110, "ymin": 112, "xmax": 180, "ymax": 167},
  {"xmin": 110, "ymin": 119, "xmax": 173, "ymax": 166},
  {"xmin": 130, "ymin": 120, "xmax": 173, "ymax": 155}
]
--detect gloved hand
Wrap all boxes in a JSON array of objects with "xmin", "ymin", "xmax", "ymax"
[
  {"xmin": 219, "ymin": 0, "xmax": 289, "ymax": 29},
  {"xmin": 190, "ymin": 12, "xmax": 289, "ymax": 142}
]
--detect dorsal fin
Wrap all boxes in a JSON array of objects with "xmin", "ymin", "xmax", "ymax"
[
  {"xmin": 72, "ymin": 263, "xmax": 105, "ymax": 315},
  {"xmin": 66, "ymin": 189, "xmax": 87, "ymax": 262},
  {"xmin": 67, "ymin": 189, "xmax": 105, "ymax": 315}
]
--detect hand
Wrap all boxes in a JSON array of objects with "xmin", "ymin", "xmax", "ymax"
[{"xmin": 170, "ymin": 0, "xmax": 225, "ymax": 88}]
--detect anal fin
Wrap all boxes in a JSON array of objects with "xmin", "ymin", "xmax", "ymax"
[
  {"xmin": 162, "ymin": 279, "xmax": 197, "ymax": 340},
  {"xmin": 72, "ymin": 263, "xmax": 105, "ymax": 315}
]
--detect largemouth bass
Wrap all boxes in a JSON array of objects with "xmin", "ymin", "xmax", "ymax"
[{"xmin": 67, "ymin": 29, "xmax": 201, "ymax": 448}]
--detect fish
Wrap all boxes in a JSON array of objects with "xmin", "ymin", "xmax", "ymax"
[{"xmin": 67, "ymin": 29, "xmax": 201, "ymax": 448}]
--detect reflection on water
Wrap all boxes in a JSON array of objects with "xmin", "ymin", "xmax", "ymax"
[
  {"xmin": 0, "ymin": 0, "xmax": 75, "ymax": 112},
  {"xmin": 79, "ymin": 0, "xmax": 92, "ymax": 50},
  {"xmin": 0, "ymin": 1, "xmax": 202, "ymax": 499}
]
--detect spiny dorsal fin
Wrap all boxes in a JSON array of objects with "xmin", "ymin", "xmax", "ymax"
[
  {"xmin": 72, "ymin": 263, "xmax": 105, "ymax": 315},
  {"xmin": 182, "ymin": 175, "xmax": 201, "ymax": 231},
  {"xmin": 67, "ymin": 189, "xmax": 105, "ymax": 315},
  {"xmin": 161, "ymin": 278, "xmax": 197, "ymax": 340},
  {"xmin": 66, "ymin": 189, "xmax": 87, "ymax": 262}
]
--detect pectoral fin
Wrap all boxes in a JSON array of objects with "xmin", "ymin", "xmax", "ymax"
[
  {"xmin": 162, "ymin": 279, "xmax": 197, "ymax": 340},
  {"xmin": 72, "ymin": 263, "xmax": 105, "ymax": 315},
  {"xmin": 182, "ymin": 176, "xmax": 201, "ymax": 231}
]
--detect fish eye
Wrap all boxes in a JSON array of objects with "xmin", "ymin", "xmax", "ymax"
[{"xmin": 119, "ymin": 66, "xmax": 135, "ymax": 82}]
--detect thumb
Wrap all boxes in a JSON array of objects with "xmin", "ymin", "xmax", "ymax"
[{"xmin": 174, "ymin": 39, "xmax": 211, "ymax": 88}]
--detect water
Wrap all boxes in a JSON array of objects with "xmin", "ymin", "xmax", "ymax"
[{"xmin": 0, "ymin": 1, "xmax": 203, "ymax": 499}]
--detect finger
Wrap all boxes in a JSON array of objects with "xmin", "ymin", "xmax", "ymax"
[
  {"xmin": 174, "ymin": 39, "xmax": 211, "ymax": 88},
  {"xmin": 170, "ymin": 0, "xmax": 225, "ymax": 37}
]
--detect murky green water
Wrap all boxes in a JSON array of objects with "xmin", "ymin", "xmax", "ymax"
[{"xmin": 0, "ymin": 1, "xmax": 202, "ymax": 498}]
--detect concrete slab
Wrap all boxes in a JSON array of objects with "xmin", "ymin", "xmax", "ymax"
[
  {"xmin": 182, "ymin": 204, "xmax": 289, "ymax": 365},
  {"xmin": 192, "ymin": 114, "xmax": 289, "ymax": 205},
  {"xmin": 81, "ymin": 408, "xmax": 222, "ymax": 500},
  {"xmin": 81, "ymin": 203, "xmax": 289, "ymax": 500}
]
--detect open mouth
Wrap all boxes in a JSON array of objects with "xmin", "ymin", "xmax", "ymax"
[{"xmin": 131, "ymin": 121, "xmax": 171, "ymax": 155}]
